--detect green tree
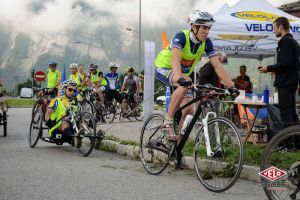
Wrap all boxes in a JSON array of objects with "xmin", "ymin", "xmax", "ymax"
[{"xmin": 17, "ymin": 79, "xmax": 38, "ymax": 93}]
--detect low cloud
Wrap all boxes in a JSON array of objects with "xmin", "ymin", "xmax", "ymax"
[{"xmin": 0, "ymin": 0, "xmax": 295, "ymax": 37}]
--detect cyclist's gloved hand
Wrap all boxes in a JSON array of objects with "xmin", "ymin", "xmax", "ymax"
[
  {"xmin": 177, "ymin": 78, "xmax": 192, "ymax": 87},
  {"xmin": 45, "ymin": 119, "xmax": 56, "ymax": 129},
  {"xmin": 228, "ymin": 87, "xmax": 240, "ymax": 97}
]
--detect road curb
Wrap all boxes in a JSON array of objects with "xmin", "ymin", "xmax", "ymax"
[{"xmin": 99, "ymin": 139, "xmax": 260, "ymax": 182}]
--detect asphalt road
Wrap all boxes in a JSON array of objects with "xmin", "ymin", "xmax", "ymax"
[{"xmin": 0, "ymin": 108, "xmax": 267, "ymax": 200}]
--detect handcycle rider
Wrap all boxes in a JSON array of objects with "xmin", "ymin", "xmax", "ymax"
[
  {"xmin": 154, "ymin": 10, "xmax": 238, "ymax": 156},
  {"xmin": 44, "ymin": 80, "xmax": 82, "ymax": 147}
]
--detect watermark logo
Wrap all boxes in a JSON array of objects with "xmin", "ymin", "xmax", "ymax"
[{"xmin": 259, "ymin": 166, "xmax": 287, "ymax": 181}]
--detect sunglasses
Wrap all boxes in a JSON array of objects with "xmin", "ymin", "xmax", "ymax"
[
  {"xmin": 67, "ymin": 88, "xmax": 76, "ymax": 93},
  {"xmin": 49, "ymin": 65, "xmax": 56, "ymax": 68}
]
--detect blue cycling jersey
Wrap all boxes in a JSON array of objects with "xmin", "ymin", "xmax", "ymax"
[
  {"xmin": 105, "ymin": 72, "xmax": 119, "ymax": 90},
  {"xmin": 171, "ymin": 31, "xmax": 216, "ymax": 58}
]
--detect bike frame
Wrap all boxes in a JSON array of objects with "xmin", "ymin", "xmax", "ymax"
[{"xmin": 175, "ymin": 95, "xmax": 207, "ymax": 156}]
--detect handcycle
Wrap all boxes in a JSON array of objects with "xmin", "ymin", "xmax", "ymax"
[
  {"xmin": 0, "ymin": 110, "xmax": 7, "ymax": 137},
  {"xmin": 140, "ymin": 83, "xmax": 243, "ymax": 193},
  {"xmin": 80, "ymin": 89, "xmax": 116, "ymax": 124},
  {"xmin": 260, "ymin": 125, "xmax": 300, "ymax": 200},
  {"xmin": 28, "ymin": 99, "xmax": 97, "ymax": 157},
  {"xmin": 118, "ymin": 93, "xmax": 144, "ymax": 121}
]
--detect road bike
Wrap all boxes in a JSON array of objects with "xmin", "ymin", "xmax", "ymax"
[
  {"xmin": 140, "ymin": 83, "xmax": 243, "ymax": 193},
  {"xmin": 29, "ymin": 99, "xmax": 97, "ymax": 157},
  {"xmin": 260, "ymin": 125, "xmax": 300, "ymax": 200},
  {"xmin": 118, "ymin": 93, "xmax": 143, "ymax": 121},
  {"xmin": 80, "ymin": 89, "xmax": 116, "ymax": 124}
]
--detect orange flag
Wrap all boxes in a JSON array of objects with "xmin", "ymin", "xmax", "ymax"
[{"xmin": 161, "ymin": 32, "xmax": 169, "ymax": 50}]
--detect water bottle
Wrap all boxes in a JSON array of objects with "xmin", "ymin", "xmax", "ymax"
[
  {"xmin": 165, "ymin": 86, "xmax": 171, "ymax": 112},
  {"xmin": 263, "ymin": 86, "xmax": 269, "ymax": 103},
  {"xmin": 181, "ymin": 115, "xmax": 193, "ymax": 135},
  {"xmin": 274, "ymin": 92, "xmax": 279, "ymax": 104}
]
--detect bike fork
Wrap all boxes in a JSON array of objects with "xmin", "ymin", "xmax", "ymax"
[{"xmin": 202, "ymin": 112, "xmax": 221, "ymax": 157}]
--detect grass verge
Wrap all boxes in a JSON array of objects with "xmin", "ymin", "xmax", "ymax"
[{"xmin": 6, "ymin": 98, "xmax": 35, "ymax": 107}]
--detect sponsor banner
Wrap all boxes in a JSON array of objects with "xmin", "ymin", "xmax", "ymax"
[{"xmin": 231, "ymin": 11, "xmax": 296, "ymax": 22}]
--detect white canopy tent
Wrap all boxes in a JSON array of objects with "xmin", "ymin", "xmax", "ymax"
[{"xmin": 210, "ymin": 0, "xmax": 300, "ymax": 60}]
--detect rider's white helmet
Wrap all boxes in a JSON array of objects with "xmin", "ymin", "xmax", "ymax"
[
  {"xmin": 188, "ymin": 10, "xmax": 215, "ymax": 28},
  {"xmin": 69, "ymin": 63, "xmax": 78, "ymax": 69},
  {"xmin": 109, "ymin": 62, "xmax": 120, "ymax": 69},
  {"xmin": 63, "ymin": 79, "xmax": 77, "ymax": 88}
]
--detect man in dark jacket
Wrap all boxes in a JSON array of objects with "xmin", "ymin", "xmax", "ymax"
[
  {"xmin": 259, "ymin": 16, "xmax": 300, "ymax": 127},
  {"xmin": 198, "ymin": 51, "xmax": 227, "ymax": 87}
]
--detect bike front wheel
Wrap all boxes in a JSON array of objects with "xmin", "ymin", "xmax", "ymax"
[
  {"xmin": 194, "ymin": 117, "xmax": 243, "ymax": 193},
  {"xmin": 76, "ymin": 111, "xmax": 96, "ymax": 157},
  {"xmin": 134, "ymin": 103, "xmax": 144, "ymax": 121},
  {"xmin": 140, "ymin": 114, "xmax": 172, "ymax": 175},
  {"xmin": 105, "ymin": 102, "xmax": 116, "ymax": 123},
  {"xmin": 261, "ymin": 125, "xmax": 300, "ymax": 200}
]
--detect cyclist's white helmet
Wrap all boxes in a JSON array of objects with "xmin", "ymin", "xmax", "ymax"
[
  {"xmin": 109, "ymin": 62, "xmax": 120, "ymax": 69},
  {"xmin": 63, "ymin": 79, "xmax": 77, "ymax": 88},
  {"xmin": 69, "ymin": 63, "xmax": 78, "ymax": 69},
  {"xmin": 188, "ymin": 10, "xmax": 215, "ymax": 28}
]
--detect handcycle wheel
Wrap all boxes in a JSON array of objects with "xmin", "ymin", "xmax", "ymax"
[
  {"xmin": 76, "ymin": 111, "xmax": 96, "ymax": 157},
  {"xmin": 194, "ymin": 117, "xmax": 243, "ymax": 193},
  {"xmin": 28, "ymin": 109, "xmax": 43, "ymax": 148},
  {"xmin": 140, "ymin": 114, "xmax": 172, "ymax": 175},
  {"xmin": 105, "ymin": 102, "xmax": 116, "ymax": 123},
  {"xmin": 31, "ymin": 101, "xmax": 43, "ymax": 123},
  {"xmin": 260, "ymin": 125, "xmax": 300, "ymax": 200}
]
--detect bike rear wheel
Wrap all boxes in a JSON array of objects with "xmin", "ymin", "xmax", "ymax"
[
  {"xmin": 140, "ymin": 114, "xmax": 172, "ymax": 175},
  {"xmin": 261, "ymin": 125, "xmax": 300, "ymax": 200},
  {"xmin": 76, "ymin": 112, "xmax": 96, "ymax": 157},
  {"xmin": 28, "ymin": 109, "xmax": 43, "ymax": 148},
  {"xmin": 194, "ymin": 117, "xmax": 243, "ymax": 193}
]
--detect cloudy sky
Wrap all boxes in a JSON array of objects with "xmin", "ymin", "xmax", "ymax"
[{"xmin": 0, "ymin": 0, "xmax": 297, "ymax": 36}]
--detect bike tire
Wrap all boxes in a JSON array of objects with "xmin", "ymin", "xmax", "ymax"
[
  {"xmin": 134, "ymin": 103, "xmax": 144, "ymax": 121},
  {"xmin": 194, "ymin": 117, "xmax": 244, "ymax": 193},
  {"xmin": 76, "ymin": 111, "xmax": 96, "ymax": 157},
  {"xmin": 260, "ymin": 125, "xmax": 300, "ymax": 200},
  {"xmin": 140, "ymin": 114, "xmax": 171, "ymax": 175},
  {"xmin": 105, "ymin": 102, "xmax": 116, "ymax": 123},
  {"xmin": 28, "ymin": 109, "xmax": 43, "ymax": 148}
]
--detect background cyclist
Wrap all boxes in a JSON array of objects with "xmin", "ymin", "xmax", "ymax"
[
  {"xmin": 47, "ymin": 61, "xmax": 61, "ymax": 98},
  {"xmin": 120, "ymin": 67, "xmax": 140, "ymax": 117},
  {"xmin": 104, "ymin": 62, "xmax": 123, "ymax": 106}
]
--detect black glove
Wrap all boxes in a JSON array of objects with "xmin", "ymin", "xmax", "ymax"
[
  {"xmin": 45, "ymin": 119, "xmax": 56, "ymax": 129},
  {"xmin": 177, "ymin": 78, "xmax": 192, "ymax": 87},
  {"xmin": 228, "ymin": 87, "xmax": 240, "ymax": 96}
]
